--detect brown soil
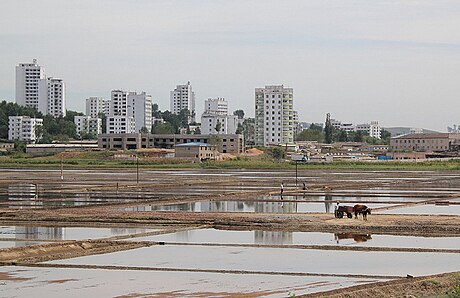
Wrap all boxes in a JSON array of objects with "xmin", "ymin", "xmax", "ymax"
[{"xmin": 303, "ymin": 272, "xmax": 460, "ymax": 298}]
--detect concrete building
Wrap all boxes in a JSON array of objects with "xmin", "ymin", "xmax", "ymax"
[
  {"xmin": 255, "ymin": 85, "xmax": 295, "ymax": 146},
  {"xmin": 170, "ymin": 81, "xmax": 195, "ymax": 123},
  {"xmin": 74, "ymin": 116, "xmax": 102, "ymax": 138},
  {"xmin": 106, "ymin": 116, "xmax": 135, "ymax": 134},
  {"xmin": 38, "ymin": 77, "xmax": 66, "ymax": 117},
  {"xmin": 200, "ymin": 98, "xmax": 238, "ymax": 135},
  {"xmin": 8, "ymin": 116, "xmax": 43, "ymax": 143},
  {"xmin": 127, "ymin": 91, "xmax": 152, "ymax": 133},
  {"xmin": 390, "ymin": 133, "xmax": 460, "ymax": 152},
  {"xmin": 204, "ymin": 98, "xmax": 227, "ymax": 115},
  {"xmin": 175, "ymin": 142, "xmax": 217, "ymax": 160},
  {"xmin": 98, "ymin": 133, "xmax": 244, "ymax": 154},
  {"xmin": 356, "ymin": 121, "xmax": 381, "ymax": 139},
  {"xmin": 106, "ymin": 90, "xmax": 152, "ymax": 134},
  {"xmin": 16, "ymin": 60, "xmax": 66, "ymax": 117},
  {"xmin": 86, "ymin": 97, "xmax": 108, "ymax": 118},
  {"xmin": 15, "ymin": 59, "xmax": 45, "ymax": 110}
]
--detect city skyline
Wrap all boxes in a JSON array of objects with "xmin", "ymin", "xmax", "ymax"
[{"xmin": 1, "ymin": 1, "xmax": 460, "ymax": 131}]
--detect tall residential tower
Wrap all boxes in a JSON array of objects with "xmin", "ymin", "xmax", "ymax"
[
  {"xmin": 15, "ymin": 59, "xmax": 45, "ymax": 110},
  {"xmin": 170, "ymin": 81, "xmax": 195, "ymax": 123},
  {"xmin": 255, "ymin": 85, "xmax": 294, "ymax": 146}
]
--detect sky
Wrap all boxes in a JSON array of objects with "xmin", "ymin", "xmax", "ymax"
[{"xmin": 1, "ymin": 0, "xmax": 460, "ymax": 131}]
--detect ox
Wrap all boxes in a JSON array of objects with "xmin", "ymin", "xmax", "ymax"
[{"xmin": 353, "ymin": 204, "xmax": 371, "ymax": 220}]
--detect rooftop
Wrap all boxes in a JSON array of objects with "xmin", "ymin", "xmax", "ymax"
[{"xmin": 392, "ymin": 133, "xmax": 460, "ymax": 139}]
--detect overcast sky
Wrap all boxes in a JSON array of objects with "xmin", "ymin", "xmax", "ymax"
[{"xmin": 1, "ymin": 0, "xmax": 460, "ymax": 131}]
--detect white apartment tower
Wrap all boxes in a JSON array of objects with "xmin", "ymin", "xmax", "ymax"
[
  {"xmin": 127, "ymin": 91, "xmax": 152, "ymax": 133},
  {"xmin": 8, "ymin": 116, "xmax": 43, "ymax": 143},
  {"xmin": 38, "ymin": 77, "xmax": 66, "ymax": 117},
  {"xmin": 255, "ymin": 85, "xmax": 295, "ymax": 146},
  {"xmin": 86, "ymin": 97, "xmax": 108, "ymax": 118},
  {"xmin": 106, "ymin": 90, "xmax": 152, "ymax": 134},
  {"xmin": 16, "ymin": 60, "xmax": 66, "ymax": 117},
  {"xmin": 200, "ymin": 98, "xmax": 238, "ymax": 135},
  {"xmin": 170, "ymin": 81, "xmax": 195, "ymax": 123},
  {"xmin": 15, "ymin": 59, "xmax": 45, "ymax": 110},
  {"xmin": 107, "ymin": 90, "xmax": 134, "ymax": 134}
]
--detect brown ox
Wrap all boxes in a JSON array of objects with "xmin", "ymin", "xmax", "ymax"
[{"xmin": 353, "ymin": 204, "xmax": 371, "ymax": 220}]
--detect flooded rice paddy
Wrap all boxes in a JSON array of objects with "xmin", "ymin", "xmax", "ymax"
[{"xmin": 1, "ymin": 168, "xmax": 460, "ymax": 297}]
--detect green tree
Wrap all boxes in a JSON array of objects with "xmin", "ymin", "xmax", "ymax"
[
  {"xmin": 208, "ymin": 135, "xmax": 222, "ymax": 146},
  {"xmin": 152, "ymin": 122, "xmax": 174, "ymax": 134},
  {"xmin": 233, "ymin": 109, "xmax": 245, "ymax": 119},
  {"xmin": 267, "ymin": 147, "xmax": 285, "ymax": 160},
  {"xmin": 215, "ymin": 121, "xmax": 222, "ymax": 133},
  {"xmin": 235, "ymin": 123, "xmax": 243, "ymax": 134},
  {"xmin": 338, "ymin": 130, "xmax": 348, "ymax": 142},
  {"xmin": 309, "ymin": 123, "xmax": 323, "ymax": 132},
  {"xmin": 296, "ymin": 129, "xmax": 324, "ymax": 142},
  {"xmin": 140, "ymin": 126, "xmax": 149, "ymax": 133}
]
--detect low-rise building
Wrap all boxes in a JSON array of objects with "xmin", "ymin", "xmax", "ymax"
[
  {"xmin": 8, "ymin": 116, "xmax": 43, "ymax": 143},
  {"xmin": 390, "ymin": 133, "xmax": 460, "ymax": 152},
  {"xmin": 74, "ymin": 116, "xmax": 102, "ymax": 138},
  {"xmin": 175, "ymin": 142, "xmax": 217, "ymax": 160},
  {"xmin": 98, "ymin": 133, "xmax": 244, "ymax": 154}
]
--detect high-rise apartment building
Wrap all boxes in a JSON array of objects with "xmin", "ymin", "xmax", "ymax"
[
  {"xmin": 8, "ymin": 116, "xmax": 43, "ymax": 143},
  {"xmin": 170, "ymin": 81, "xmax": 195, "ymax": 123},
  {"xmin": 106, "ymin": 90, "xmax": 152, "ymax": 134},
  {"xmin": 38, "ymin": 77, "xmax": 66, "ymax": 117},
  {"xmin": 200, "ymin": 98, "xmax": 238, "ymax": 135},
  {"xmin": 127, "ymin": 92, "xmax": 152, "ymax": 133},
  {"xmin": 106, "ymin": 90, "xmax": 133, "ymax": 134},
  {"xmin": 16, "ymin": 60, "xmax": 66, "ymax": 117},
  {"xmin": 15, "ymin": 59, "xmax": 45, "ymax": 110},
  {"xmin": 255, "ymin": 85, "xmax": 294, "ymax": 146},
  {"xmin": 86, "ymin": 97, "xmax": 108, "ymax": 118}
]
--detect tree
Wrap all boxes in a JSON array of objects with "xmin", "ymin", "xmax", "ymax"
[
  {"xmin": 215, "ymin": 121, "xmax": 222, "ymax": 134},
  {"xmin": 194, "ymin": 126, "xmax": 201, "ymax": 134},
  {"xmin": 296, "ymin": 129, "xmax": 324, "ymax": 142},
  {"xmin": 208, "ymin": 135, "xmax": 222, "ymax": 146},
  {"xmin": 233, "ymin": 109, "xmax": 245, "ymax": 119},
  {"xmin": 152, "ymin": 122, "xmax": 174, "ymax": 134},
  {"xmin": 338, "ymin": 130, "xmax": 348, "ymax": 142},
  {"xmin": 235, "ymin": 123, "xmax": 243, "ymax": 134},
  {"xmin": 140, "ymin": 126, "xmax": 149, "ymax": 133},
  {"xmin": 324, "ymin": 113, "xmax": 333, "ymax": 144},
  {"xmin": 352, "ymin": 130, "xmax": 364, "ymax": 142},
  {"xmin": 267, "ymin": 147, "xmax": 285, "ymax": 160},
  {"xmin": 309, "ymin": 123, "xmax": 323, "ymax": 132}
]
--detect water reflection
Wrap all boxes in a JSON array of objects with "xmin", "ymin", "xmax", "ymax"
[
  {"xmin": 334, "ymin": 233, "xmax": 372, "ymax": 244},
  {"xmin": 254, "ymin": 230, "xmax": 293, "ymax": 245},
  {"xmin": 325, "ymin": 194, "xmax": 332, "ymax": 213},
  {"xmin": 8, "ymin": 183, "xmax": 41, "ymax": 208},
  {"xmin": 15, "ymin": 226, "xmax": 63, "ymax": 240}
]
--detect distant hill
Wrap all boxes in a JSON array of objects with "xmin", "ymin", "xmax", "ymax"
[{"xmin": 383, "ymin": 127, "xmax": 440, "ymax": 137}]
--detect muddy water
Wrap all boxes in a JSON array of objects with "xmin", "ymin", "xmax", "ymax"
[
  {"xmin": 47, "ymin": 245, "xmax": 460, "ymax": 277},
  {"xmin": 0, "ymin": 266, "xmax": 383, "ymax": 298},
  {"xmin": 128, "ymin": 228, "xmax": 460, "ymax": 249},
  {"xmin": 0, "ymin": 226, "xmax": 154, "ymax": 240}
]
